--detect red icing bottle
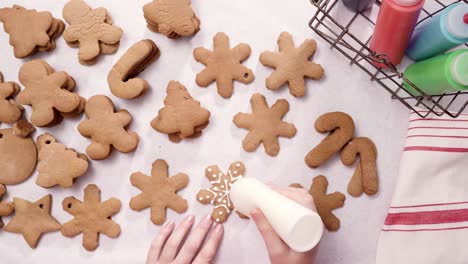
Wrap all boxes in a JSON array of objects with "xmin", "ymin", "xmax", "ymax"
[{"xmin": 369, "ymin": 0, "xmax": 425, "ymax": 68}]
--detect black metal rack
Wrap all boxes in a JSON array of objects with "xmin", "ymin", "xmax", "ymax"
[{"xmin": 309, "ymin": 0, "xmax": 468, "ymax": 118}]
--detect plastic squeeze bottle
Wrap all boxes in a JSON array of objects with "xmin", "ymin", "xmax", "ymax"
[
  {"xmin": 403, "ymin": 49, "xmax": 468, "ymax": 96},
  {"xmin": 342, "ymin": 0, "xmax": 375, "ymax": 12},
  {"xmin": 406, "ymin": 3, "xmax": 468, "ymax": 61},
  {"xmin": 369, "ymin": 0, "xmax": 425, "ymax": 67},
  {"xmin": 229, "ymin": 178, "xmax": 323, "ymax": 252}
]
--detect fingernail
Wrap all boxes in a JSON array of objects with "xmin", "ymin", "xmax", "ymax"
[
  {"xmin": 164, "ymin": 220, "xmax": 174, "ymax": 229},
  {"xmin": 202, "ymin": 214, "xmax": 212, "ymax": 225},
  {"xmin": 214, "ymin": 223, "xmax": 223, "ymax": 233},
  {"xmin": 185, "ymin": 214, "xmax": 195, "ymax": 224}
]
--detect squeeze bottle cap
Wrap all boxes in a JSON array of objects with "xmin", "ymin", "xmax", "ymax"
[
  {"xmin": 394, "ymin": 0, "xmax": 423, "ymax": 7},
  {"xmin": 451, "ymin": 52, "xmax": 468, "ymax": 86},
  {"xmin": 446, "ymin": 3, "xmax": 468, "ymax": 39}
]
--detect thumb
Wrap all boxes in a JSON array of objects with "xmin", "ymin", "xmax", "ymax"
[{"xmin": 251, "ymin": 209, "xmax": 288, "ymax": 258}]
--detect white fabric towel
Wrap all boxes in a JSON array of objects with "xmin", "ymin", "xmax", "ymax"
[{"xmin": 377, "ymin": 110, "xmax": 468, "ymax": 264}]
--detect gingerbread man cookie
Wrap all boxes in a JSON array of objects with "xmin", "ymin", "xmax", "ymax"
[
  {"xmin": 0, "ymin": 72, "xmax": 23, "ymax": 124},
  {"xmin": 193, "ymin": 32, "xmax": 254, "ymax": 98},
  {"xmin": 0, "ymin": 120, "xmax": 37, "ymax": 185},
  {"xmin": 62, "ymin": 184, "xmax": 121, "ymax": 251},
  {"xmin": 151, "ymin": 81, "xmax": 211, "ymax": 143},
  {"xmin": 260, "ymin": 32, "xmax": 324, "ymax": 97},
  {"xmin": 0, "ymin": 5, "xmax": 64, "ymax": 58},
  {"xmin": 36, "ymin": 133, "xmax": 89, "ymax": 188},
  {"xmin": 108, "ymin": 39, "xmax": 160, "ymax": 99},
  {"xmin": 143, "ymin": 0, "xmax": 200, "ymax": 39},
  {"xmin": 197, "ymin": 161, "xmax": 247, "ymax": 223},
  {"xmin": 4, "ymin": 194, "xmax": 61, "ymax": 248},
  {"xmin": 291, "ymin": 175, "xmax": 345, "ymax": 231},
  {"xmin": 63, "ymin": 0, "xmax": 123, "ymax": 64},
  {"xmin": 78, "ymin": 95, "xmax": 139, "ymax": 160},
  {"xmin": 305, "ymin": 112, "xmax": 355, "ymax": 168},
  {"xmin": 341, "ymin": 137, "xmax": 378, "ymax": 197},
  {"xmin": 130, "ymin": 159, "xmax": 189, "ymax": 225},
  {"xmin": 233, "ymin": 93, "xmax": 297, "ymax": 156},
  {"xmin": 17, "ymin": 60, "xmax": 83, "ymax": 127},
  {"xmin": 0, "ymin": 185, "xmax": 14, "ymax": 228}
]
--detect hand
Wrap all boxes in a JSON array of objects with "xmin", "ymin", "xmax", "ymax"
[
  {"xmin": 250, "ymin": 185, "xmax": 318, "ymax": 264},
  {"xmin": 146, "ymin": 214, "xmax": 224, "ymax": 264}
]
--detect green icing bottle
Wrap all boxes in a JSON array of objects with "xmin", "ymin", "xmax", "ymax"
[{"xmin": 403, "ymin": 49, "xmax": 468, "ymax": 96}]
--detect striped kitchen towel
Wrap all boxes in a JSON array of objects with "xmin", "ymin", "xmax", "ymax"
[{"xmin": 376, "ymin": 110, "xmax": 468, "ymax": 264}]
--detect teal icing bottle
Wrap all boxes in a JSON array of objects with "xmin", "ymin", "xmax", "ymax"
[
  {"xmin": 403, "ymin": 49, "xmax": 468, "ymax": 96},
  {"xmin": 406, "ymin": 3, "xmax": 468, "ymax": 61}
]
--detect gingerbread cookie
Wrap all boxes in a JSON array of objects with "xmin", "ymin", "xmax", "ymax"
[
  {"xmin": 108, "ymin": 39, "xmax": 160, "ymax": 99},
  {"xmin": 0, "ymin": 72, "xmax": 23, "ymax": 124},
  {"xmin": 130, "ymin": 159, "xmax": 189, "ymax": 225},
  {"xmin": 193, "ymin": 32, "xmax": 254, "ymax": 98},
  {"xmin": 62, "ymin": 184, "xmax": 121, "ymax": 251},
  {"xmin": 233, "ymin": 93, "xmax": 297, "ymax": 156},
  {"xmin": 17, "ymin": 60, "xmax": 84, "ymax": 127},
  {"xmin": 197, "ymin": 161, "xmax": 247, "ymax": 223},
  {"xmin": 0, "ymin": 5, "xmax": 64, "ymax": 58},
  {"xmin": 0, "ymin": 121, "xmax": 37, "ymax": 185},
  {"xmin": 36, "ymin": 133, "xmax": 89, "ymax": 188},
  {"xmin": 143, "ymin": 0, "xmax": 200, "ymax": 38},
  {"xmin": 0, "ymin": 185, "xmax": 14, "ymax": 228},
  {"xmin": 260, "ymin": 32, "xmax": 324, "ymax": 97},
  {"xmin": 291, "ymin": 176, "xmax": 345, "ymax": 231},
  {"xmin": 4, "ymin": 194, "xmax": 61, "ymax": 248},
  {"xmin": 78, "ymin": 95, "xmax": 139, "ymax": 160},
  {"xmin": 63, "ymin": 0, "xmax": 123, "ymax": 64},
  {"xmin": 150, "ymin": 81, "xmax": 211, "ymax": 143},
  {"xmin": 305, "ymin": 112, "xmax": 355, "ymax": 168},
  {"xmin": 341, "ymin": 137, "xmax": 378, "ymax": 197}
]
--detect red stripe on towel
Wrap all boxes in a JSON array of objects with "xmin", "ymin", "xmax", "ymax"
[
  {"xmin": 410, "ymin": 118, "xmax": 468, "ymax": 122},
  {"xmin": 407, "ymin": 135, "xmax": 468, "ymax": 139},
  {"xmin": 390, "ymin": 201, "xmax": 468, "ymax": 209},
  {"xmin": 409, "ymin": 126, "xmax": 468, "ymax": 131},
  {"xmin": 385, "ymin": 208, "xmax": 468, "ymax": 226},
  {"xmin": 382, "ymin": 226, "xmax": 468, "ymax": 232},
  {"xmin": 404, "ymin": 146, "xmax": 468, "ymax": 152}
]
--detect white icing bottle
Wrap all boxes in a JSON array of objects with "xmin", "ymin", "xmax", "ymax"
[{"xmin": 230, "ymin": 178, "xmax": 323, "ymax": 252}]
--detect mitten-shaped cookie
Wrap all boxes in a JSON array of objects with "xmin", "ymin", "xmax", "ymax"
[
  {"xmin": 0, "ymin": 72, "xmax": 23, "ymax": 124},
  {"xmin": 233, "ymin": 93, "xmax": 297, "ymax": 156},
  {"xmin": 36, "ymin": 133, "xmax": 89, "ymax": 188},
  {"xmin": 341, "ymin": 137, "xmax": 378, "ymax": 197},
  {"xmin": 143, "ymin": 0, "xmax": 200, "ymax": 38},
  {"xmin": 63, "ymin": 0, "xmax": 123, "ymax": 63},
  {"xmin": 305, "ymin": 112, "xmax": 355, "ymax": 168},
  {"xmin": 62, "ymin": 184, "xmax": 121, "ymax": 251},
  {"xmin": 197, "ymin": 162, "xmax": 247, "ymax": 223},
  {"xmin": 130, "ymin": 159, "xmax": 189, "ymax": 225},
  {"xmin": 17, "ymin": 60, "xmax": 82, "ymax": 127},
  {"xmin": 260, "ymin": 32, "xmax": 324, "ymax": 97},
  {"xmin": 0, "ymin": 185, "xmax": 14, "ymax": 228},
  {"xmin": 194, "ymin": 32, "xmax": 254, "ymax": 98},
  {"xmin": 150, "ymin": 81, "xmax": 210, "ymax": 142},
  {"xmin": 78, "ymin": 95, "xmax": 139, "ymax": 160}
]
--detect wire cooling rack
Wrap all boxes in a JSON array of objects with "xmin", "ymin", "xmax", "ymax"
[{"xmin": 309, "ymin": 0, "xmax": 468, "ymax": 118}]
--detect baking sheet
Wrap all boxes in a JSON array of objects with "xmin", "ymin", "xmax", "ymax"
[{"xmin": 0, "ymin": 0, "xmax": 409, "ymax": 263}]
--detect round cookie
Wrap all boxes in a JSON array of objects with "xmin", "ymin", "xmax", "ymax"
[{"xmin": 0, "ymin": 127, "xmax": 37, "ymax": 185}]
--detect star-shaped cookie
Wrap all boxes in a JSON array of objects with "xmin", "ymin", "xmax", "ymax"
[
  {"xmin": 4, "ymin": 194, "xmax": 61, "ymax": 248},
  {"xmin": 62, "ymin": 184, "xmax": 121, "ymax": 251},
  {"xmin": 196, "ymin": 161, "xmax": 247, "ymax": 223},
  {"xmin": 130, "ymin": 159, "xmax": 189, "ymax": 225},
  {"xmin": 260, "ymin": 32, "xmax": 324, "ymax": 97},
  {"xmin": 193, "ymin": 32, "xmax": 254, "ymax": 98},
  {"xmin": 233, "ymin": 93, "xmax": 297, "ymax": 156},
  {"xmin": 0, "ymin": 72, "xmax": 23, "ymax": 124}
]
